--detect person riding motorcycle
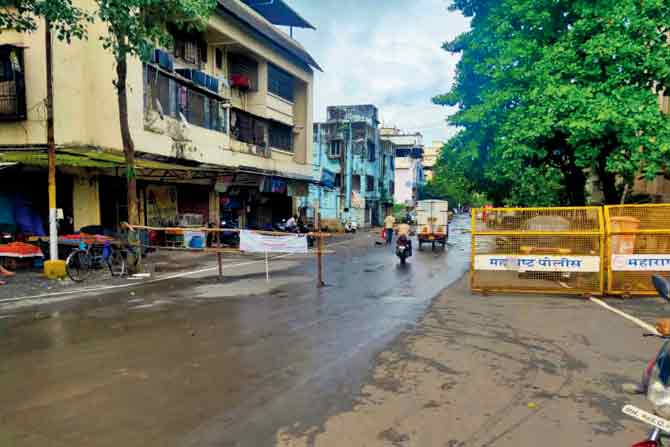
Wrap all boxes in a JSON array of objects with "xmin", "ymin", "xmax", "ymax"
[{"xmin": 396, "ymin": 221, "xmax": 412, "ymax": 256}]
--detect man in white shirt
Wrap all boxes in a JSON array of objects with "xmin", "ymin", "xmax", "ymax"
[{"xmin": 285, "ymin": 215, "xmax": 297, "ymax": 231}]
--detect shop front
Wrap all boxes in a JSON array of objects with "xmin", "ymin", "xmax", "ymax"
[{"xmin": 216, "ymin": 172, "xmax": 310, "ymax": 230}]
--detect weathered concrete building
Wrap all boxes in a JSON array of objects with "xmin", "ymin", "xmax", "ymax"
[
  {"xmin": 304, "ymin": 105, "xmax": 395, "ymax": 228},
  {"xmin": 0, "ymin": 0, "xmax": 319, "ymax": 235},
  {"xmin": 380, "ymin": 127, "xmax": 424, "ymax": 207},
  {"xmin": 423, "ymin": 141, "xmax": 443, "ymax": 182}
]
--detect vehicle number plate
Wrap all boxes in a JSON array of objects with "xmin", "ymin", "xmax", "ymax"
[
  {"xmin": 623, "ymin": 405, "xmax": 670, "ymax": 433},
  {"xmin": 429, "ymin": 236, "xmax": 434, "ymax": 240}
]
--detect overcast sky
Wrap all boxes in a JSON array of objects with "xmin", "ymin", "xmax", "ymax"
[{"xmin": 288, "ymin": 0, "xmax": 469, "ymax": 144}]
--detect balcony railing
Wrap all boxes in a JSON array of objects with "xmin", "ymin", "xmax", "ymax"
[{"xmin": 144, "ymin": 64, "xmax": 227, "ymax": 132}]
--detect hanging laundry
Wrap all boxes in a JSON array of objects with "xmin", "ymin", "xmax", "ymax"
[{"xmin": 179, "ymin": 85, "xmax": 188, "ymax": 112}]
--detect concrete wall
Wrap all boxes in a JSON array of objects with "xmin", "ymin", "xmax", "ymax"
[
  {"xmin": 394, "ymin": 167, "xmax": 413, "ymax": 205},
  {"xmin": 73, "ymin": 173, "xmax": 100, "ymax": 230}
]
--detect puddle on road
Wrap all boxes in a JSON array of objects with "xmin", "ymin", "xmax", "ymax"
[{"xmin": 363, "ymin": 264, "xmax": 385, "ymax": 273}]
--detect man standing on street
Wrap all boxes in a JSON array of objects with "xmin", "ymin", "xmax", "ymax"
[{"xmin": 384, "ymin": 214, "xmax": 396, "ymax": 245}]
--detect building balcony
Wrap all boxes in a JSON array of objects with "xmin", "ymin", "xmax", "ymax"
[{"xmin": 144, "ymin": 63, "xmax": 228, "ymax": 133}]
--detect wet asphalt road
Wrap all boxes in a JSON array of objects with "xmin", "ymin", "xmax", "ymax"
[{"xmin": 0, "ymin": 217, "xmax": 472, "ymax": 447}]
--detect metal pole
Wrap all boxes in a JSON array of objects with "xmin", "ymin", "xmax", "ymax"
[
  {"xmin": 137, "ymin": 230, "xmax": 143, "ymax": 272},
  {"xmin": 45, "ymin": 21, "xmax": 58, "ymax": 262},
  {"xmin": 316, "ymin": 204, "xmax": 324, "ymax": 288},
  {"xmin": 217, "ymin": 223, "xmax": 223, "ymax": 280}
]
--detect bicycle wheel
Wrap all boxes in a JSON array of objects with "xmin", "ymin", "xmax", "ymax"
[
  {"xmin": 66, "ymin": 249, "xmax": 91, "ymax": 282},
  {"xmin": 107, "ymin": 248, "xmax": 127, "ymax": 277}
]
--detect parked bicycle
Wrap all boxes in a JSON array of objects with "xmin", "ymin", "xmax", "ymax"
[
  {"xmin": 65, "ymin": 229, "xmax": 142, "ymax": 282},
  {"xmin": 65, "ymin": 239, "xmax": 125, "ymax": 282}
]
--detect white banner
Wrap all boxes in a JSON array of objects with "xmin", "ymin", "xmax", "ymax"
[
  {"xmin": 474, "ymin": 255, "xmax": 600, "ymax": 273},
  {"xmin": 240, "ymin": 230, "xmax": 308, "ymax": 254},
  {"xmin": 612, "ymin": 254, "xmax": 670, "ymax": 271}
]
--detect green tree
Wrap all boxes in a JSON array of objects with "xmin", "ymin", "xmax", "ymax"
[
  {"xmin": 422, "ymin": 138, "xmax": 491, "ymax": 207},
  {"xmin": 437, "ymin": 0, "xmax": 670, "ymax": 206},
  {"xmin": 0, "ymin": 0, "xmax": 90, "ymax": 41},
  {"xmin": 94, "ymin": 0, "xmax": 216, "ymax": 224}
]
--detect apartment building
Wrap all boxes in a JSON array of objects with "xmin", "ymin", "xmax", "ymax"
[
  {"xmin": 423, "ymin": 141, "xmax": 443, "ymax": 182},
  {"xmin": 380, "ymin": 127, "xmax": 425, "ymax": 207},
  {"xmin": 305, "ymin": 105, "xmax": 395, "ymax": 228},
  {"xmin": 0, "ymin": 0, "xmax": 319, "ymax": 235}
]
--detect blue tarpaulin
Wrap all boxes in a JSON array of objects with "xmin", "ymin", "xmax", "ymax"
[{"xmin": 321, "ymin": 169, "xmax": 336, "ymax": 188}]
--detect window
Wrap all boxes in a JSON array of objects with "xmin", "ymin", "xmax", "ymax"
[
  {"xmin": 174, "ymin": 35, "xmax": 205, "ymax": 66},
  {"xmin": 329, "ymin": 140, "xmax": 342, "ymax": 157},
  {"xmin": 215, "ymin": 48, "xmax": 224, "ymax": 70},
  {"xmin": 0, "ymin": 46, "xmax": 26, "ymax": 120},
  {"xmin": 366, "ymin": 175, "xmax": 375, "ymax": 192},
  {"xmin": 352, "ymin": 175, "xmax": 361, "ymax": 192},
  {"xmin": 229, "ymin": 53, "xmax": 259, "ymax": 90},
  {"xmin": 367, "ymin": 141, "xmax": 376, "ymax": 162},
  {"xmin": 186, "ymin": 90, "xmax": 205, "ymax": 127},
  {"xmin": 269, "ymin": 121, "xmax": 293, "ymax": 152},
  {"xmin": 232, "ymin": 110, "xmax": 268, "ymax": 148},
  {"xmin": 334, "ymin": 173, "xmax": 342, "ymax": 188},
  {"xmin": 396, "ymin": 147, "xmax": 411, "ymax": 158},
  {"xmin": 268, "ymin": 63, "xmax": 295, "ymax": 102},
  {"xmin": 144, "ymin": 64, "xmax": 225, "ymax": 132},
  {"xmin": 145, "ymin": 65, "xmax": 174, "ymax": 117}
]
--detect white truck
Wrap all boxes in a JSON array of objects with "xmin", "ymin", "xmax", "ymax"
[{"xmin": 416, "ymin": 200, "xmax": 449, "ymax": 250}]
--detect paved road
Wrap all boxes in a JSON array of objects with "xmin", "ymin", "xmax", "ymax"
[
  {"xmin": 0, "ymin": 218, "xmax": 471, "ymax": 447},
  {"xmin": 277, "ymin": 278, "xmax": 661, "ymax": 447},
  {"xmin": 1, "ymin": 215, "xmax": 665, "ymax": 446}
]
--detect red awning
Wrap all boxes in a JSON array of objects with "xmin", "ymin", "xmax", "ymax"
[{"xmin": 0, "ymin": 242, "xmax": 44, "ymax": 258}]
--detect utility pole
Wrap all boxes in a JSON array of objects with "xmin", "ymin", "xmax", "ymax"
[{"xmin": 45, "ymin": 21, "xmax": 58, "ymax": 262}]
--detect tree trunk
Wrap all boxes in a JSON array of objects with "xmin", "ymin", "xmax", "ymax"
[
  {"xmin": 599, "ymin": 169, "xmax": 620, "ymax": 204},
  {"xmin": 115, "ymin": 50, "xmax": 138, "ymax": 226},
  {"xmin": 596, "ymin": 154, "xmax": 620, "ymax": 205},
  {"xmin": 561, "ymin": 162, "xmax": 587, "ymax": 206}
]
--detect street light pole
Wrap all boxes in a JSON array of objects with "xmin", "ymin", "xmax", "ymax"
[{"xmin": 45, "ymin": 21, "xmax": 58, "ymax": 262}]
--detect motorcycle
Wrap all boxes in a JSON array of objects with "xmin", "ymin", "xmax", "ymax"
[
  {"xmin": 623, "ymin": 275, "xmax": 670, "ymax": 446},
  {"xmin": 344, "ymin": 220, "xmax": 358, "ymax": 233},
  {"xmin": 219, "ymin": 220, "xmax": 240, "ymax": 247},
  {"xmin": 396, "ymin": 235, "xmax": 412, "ymax": 265}
]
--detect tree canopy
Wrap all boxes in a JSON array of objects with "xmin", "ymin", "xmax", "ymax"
[
  {"xmin": 435, "ymin": 0, "xmax": 670, "ymax": 206},
  {"xmin": 0, "ymin": 0, "xmax": 90, "ymax": 41}
]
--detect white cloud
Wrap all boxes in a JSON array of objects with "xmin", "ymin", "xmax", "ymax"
[{"xmin": 292, "ymin": 0, "xmax": 469, "ymax": 143}]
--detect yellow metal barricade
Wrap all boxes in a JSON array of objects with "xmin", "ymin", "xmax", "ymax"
[
  {"xmin": 605, "ymin": 204, "xmax": 670, "ymax": 296},
  {"xmin": 471, "ymin": 207, "xmax": 605, "ymax": 295}
]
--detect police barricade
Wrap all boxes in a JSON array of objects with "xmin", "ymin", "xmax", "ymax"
[
  {"xmin": 471, "ymin": 207, "xmax": 605, "ymax": 295},
  {"xmin": 605, "ymin": 204, "xmax": 670, "ymax": 296}
]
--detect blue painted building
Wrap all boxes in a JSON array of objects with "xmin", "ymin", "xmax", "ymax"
[{"xmin": 301, "ymin": 105, "xmax": 395, "ymax": 228}]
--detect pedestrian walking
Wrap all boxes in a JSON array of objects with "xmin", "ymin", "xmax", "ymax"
[{"xmin": 384, "ymin": 214, "xmax": 396, "ymax": 245}]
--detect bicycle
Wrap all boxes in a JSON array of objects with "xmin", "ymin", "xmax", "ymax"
[{"xmin": 65, "ymin": 239, "xmax": 126, "ymax": 282}]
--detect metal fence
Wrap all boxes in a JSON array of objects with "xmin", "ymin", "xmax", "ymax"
[
  {"xmin": 605, "ymin": 204, "xmax": 670, "ymax": 296},
  {"xmin": 470, "ymin": 207, "xmax": 605, "ymax": 295}
]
